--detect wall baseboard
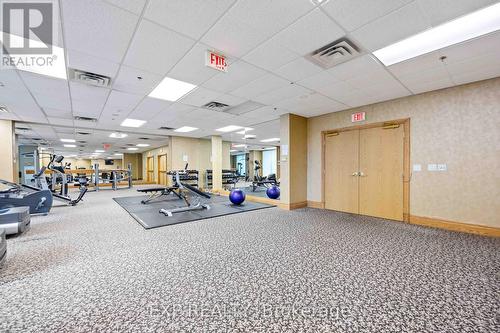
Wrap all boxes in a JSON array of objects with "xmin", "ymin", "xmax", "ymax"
[
  {"xmin": 283, "ymin": 201, "xmax": 308, "ymax": 210},
  {"xmin": 307, "ymin": 201, "xmax": 325, "ymax": 209},
  {"xmin": 409, "ymin": 215, "xmax": 500, "ymax": 238}
]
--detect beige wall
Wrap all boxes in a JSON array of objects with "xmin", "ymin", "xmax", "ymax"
[
  {"xmin": 91, "ymin": 159, "xmax": 123, "ymax": 170},
  {"xmin": 308, "ymin": 78, "xmax": 500, "ymax": 227},
  {"xmin": 0, "ymin": 120, "xmax": 16, "ymax": 182},
  {"xmin": 142, "ymin": 145, "xmax": 169, "ymax": 182},
  {"xmin": 123, "ymin": 153, "xmax": 142, "ymax": 180},
  {"xmin": 142, "ymin": 137, "xmax": 231, "ymax": 187}
]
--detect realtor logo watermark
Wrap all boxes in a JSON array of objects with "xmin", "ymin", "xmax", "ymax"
[{"xmin": 1, "ymin": 0, "xmax": 58, "ymax": 68}]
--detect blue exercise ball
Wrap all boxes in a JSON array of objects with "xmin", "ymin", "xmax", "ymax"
[
  {"xmin": 229, "ymin": 189, "xmax": 246, "ymax": 205},
  {"xmin": 266, "ymin": 186, "xmax": 280, "ymax": 199}
]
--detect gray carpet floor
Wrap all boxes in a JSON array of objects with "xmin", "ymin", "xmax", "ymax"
[{"xmin": 0, "ymin": 187, "xmax": 499, "ymax": 333}]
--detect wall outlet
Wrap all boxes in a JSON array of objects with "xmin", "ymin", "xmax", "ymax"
[
  {"xmin": 437, "ymin": 164, "xmax": 447, "ymax": 171},
  {"xmin": 413, "ymin": 164, "xmax": 422, "ymax": 172},
  {"xmin": 427, "ymin": 164, "xmax": 437, "ymax": 171}
]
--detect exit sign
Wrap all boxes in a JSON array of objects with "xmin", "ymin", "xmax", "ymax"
[
  {"xmin": 351, "ymin": 112, "xmax": 365, "ymax": 122},
  {"xmin": 206, "ymin": 50, "xmax": 227, "ymax": 72}
]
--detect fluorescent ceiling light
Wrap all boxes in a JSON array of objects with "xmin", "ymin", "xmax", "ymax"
[
  {"xmin": 136, "ymin": 144, "xmax": 150, "ymax": 147},
  {"xmin": 109, "ymin": 132, "xmax": 128, "ymax": 139},
  {"xmin": 114, "ymin": 153, "xmax": 123, "ymax": 156},
  {"xmin": 121, "ymin": 118, "xmax": 146, "ymax": 128},
  {"xmin": 63, "ymin": 144, "xmax": 76, "ymax": 148},
  {"xmin": 216, "ymin": 125, "xmax": 244, "ymax": 133},
  {"xmin": 95, "ymin": 150, "xmax": 105, "ymax": 153},
  {"xmin": 243, "ymin": 134, "xmax": 256, "ymax": 139},
  {"xmin": 60, "ymin": 138, "xmax": 75, "ymax": 143},
  {"xmin": 174, "ymin": 126, "xmax": 198, "ymax": 133},
  {"xmin": 236, "ymin": 128, "xmax": 254, "ymax": 134},
  {"xmin": 233, "ymin": 144, "xmax": 247, "ymax": 148},
  {"xmin": 230, "ymin": 150, "xmax": 238, "ymax": 152},
  {"xmin": 127, "ymin": 147, "xmax": 139, "ymax": 151},
  {"xmin": 263, "ymin": 147, "xmax": 276, "ymax": 150},
  {"xmin": 0, "ymin": 32, "xmax": 67, "ymax": 79},
  {"xmin": 260, "ymin": 138, "xmax": 280, "ymax": 143},
  {"xmin": 373, "ymin": 3, "xmax": 500, "ymax": 66},
  {"xmin": 149, "ymin": 76, "xmax": 197, "ymax": 101}
]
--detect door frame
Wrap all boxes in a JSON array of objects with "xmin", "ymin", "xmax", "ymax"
[
  {"xmin": 157, "ymin": 154, "xmax": 167, "ymax": 185},
  {"xmin": 321, "ymin": 118, "xmax": 411, "ymax": 222}
]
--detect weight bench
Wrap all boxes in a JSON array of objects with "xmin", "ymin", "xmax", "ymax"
[{"xmin": 137, "ymin": 186, "xmax": 182, "ymax": 204}]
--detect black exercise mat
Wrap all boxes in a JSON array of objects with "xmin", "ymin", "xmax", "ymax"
[{"xmin": 113, "ymin": 194, "xmax": 275, "ymax": 229}]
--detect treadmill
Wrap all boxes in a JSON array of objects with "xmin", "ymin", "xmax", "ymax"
[{"xmin": 0, "ymin": 207, "xmax": 31, "ymax": 235}]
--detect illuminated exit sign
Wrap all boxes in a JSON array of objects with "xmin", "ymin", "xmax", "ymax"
[
  {"xmin": 205, "ymin": 50, "xmax": 227, "ymax": 72},
  {"xmin": 351, "ymin": 112, "xmax": 365, "ymax": 122}
]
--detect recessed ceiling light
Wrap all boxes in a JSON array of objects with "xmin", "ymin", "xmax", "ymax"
[
  {"xmin": 127, "ymin": 147, "xmax": 139, "ymax": 151},
  {"xmin": 0, "ymin": 33, "xmax": 67, "ymax": 79},
  {"xmin": 63, "ymin": 144, "xmax": 76, "ymax": 148},
  {"xmin": 235, "ymin": 128, "xmax": 254, "ymax": 134},
  {"xmin": 233, "ymin": 144, "xmax": 247, "ymax": 148},
  {"xmin": 121, "ymin": 118, "xmax": 146, "ymax": 128},
  {"xmin": 174, "ymin": 126, "xmax": 198, "ymax": 133},
  {"xmin": 136, "ymin": 144, "xmax": 150, "ymax": 147},
  {"xmin": 230, "ymin": 150, "xmax": 238, "ymax": 152},
  {"xmin": 243, "ymin": 134, "xmax": 256, "ymax": 139},
  {"xmin": 114, "ymin": 153, "xmax": 123, "ymax": 156},
  {"xmin": 149, "ymin": 76, "xmax": 197, "ymax": 101},
  {"xmin": 216, "ymin": 125, "xmax": 244, "ymax": 133},
  {"xmin": 95, "ymin": 150, "xmax": 105, "ymax": 153},
  {"xmin": 310, "ymin": 0, "xmax": 330, "ymax": 5},
  {"xmin": 373, "ymin": 3, "xmax": 500, "ymax": 66},
  {"xmin": 260, "ymin": 138, "xmax": 280, "ymax": 143},
  {"xmin": 60, "ymin": 138, "xmax": 76, "ymax": 143},
  {"xmin": 109, "ymin": 132, "xmax": 128, "ymax": 139}
]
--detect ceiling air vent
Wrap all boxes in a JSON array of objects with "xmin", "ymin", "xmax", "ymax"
[
  {"xmin": 69, "ymin": 68, "xmax": 111, "ymax": 87},
  {"xmin": 138, "ymin": 137, "xmax": 150, "ymax": 140},
  {"xmin": 225, "ymin": 101, "xmax": 264, "ymax": 115},
  {"xmin": 306, "ymin": 38, "xmax": 360, "ymax": 69},
  {"xmin": 203, "ymin": 101, "xmax": 230, "ymax": 112},
  {"xmin": 158, "ymin": 126, "xmax": 174, "ymax": 130},
  {"xmin": 77, "ymin": 132, "xmax": 91, "ymax": 135},
  {"xmin": 74, "ymin": 116, "xmax": 98, "ymax": 122}
]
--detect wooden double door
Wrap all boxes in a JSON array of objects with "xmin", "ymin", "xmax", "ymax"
[{"xmin": 324, "ymin": 124, "xmax": 404, "ymax": 221}]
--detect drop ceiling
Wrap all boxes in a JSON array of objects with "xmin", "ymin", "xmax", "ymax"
[{"xmin": 1, "ymin": 0, "xmax": 499, "ymax": 157}]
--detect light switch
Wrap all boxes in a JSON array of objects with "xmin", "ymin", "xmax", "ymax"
[
  {"xmin": 183, "ymin": 155, "xmax": 188, "ymax": 162},
  {"xmin": 413, "ymin": 164, "xmax": 422, "ymax": 172},
  {"xmin": 428, "ymin": 164, "xmax": 437, "ymax": 171},
  {"xmin": 438, "ymin": 164, "xmax": 447, "ymax": 171}
]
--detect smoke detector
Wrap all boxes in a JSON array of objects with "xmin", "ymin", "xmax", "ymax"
[
  {"xmin": 69, "ymin": 68, "xmax": 111, "ymax": 87},
  {"xmin": 306, "ymin": 38, "xmax": 360, "ymax": 69}
]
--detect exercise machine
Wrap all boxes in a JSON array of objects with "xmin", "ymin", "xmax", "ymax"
[
  {"xmin": 159, "ymin": 164, "xmax": 211, "ymax": 217},
  {"xmin": 251, "ymin": 160, "xmax": 279, "ymax": 191},
  {"xmin": 0, "ymin": 178, "xmax": 53, "ymax": 215},
  {"xmin": 27, "ymin": 155, "xmax": 87, "ymax": 206},
  {"xmin": 0, "ymin": 229, "xmax": 6, "ymax": 268},
  {"xmin": 93, "ymin": 163, "xmax": 133, "ymax": 191},
  {"xmin": 137, "ymin": 186, "xmax": 183, "ymax": 204},
  {"xmin": 0, "ymin": 206, "xmax": 31, "ymax": 235}
]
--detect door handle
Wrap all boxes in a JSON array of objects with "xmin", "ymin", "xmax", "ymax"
[
  {"xmin": 359, "ymin": 172, "xmax": 366, "ymax": 177},
  {"xmin": 351, "ymin": 172, "xmax": 359, "ymax": 176}
]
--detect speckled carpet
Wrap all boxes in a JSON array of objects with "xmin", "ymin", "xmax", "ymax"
[{"xmin": 0, "ymin": 188, "xmax": 499, "ymax": 333}]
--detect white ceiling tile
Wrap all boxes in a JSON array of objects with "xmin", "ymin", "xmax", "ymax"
[
  {"xmin": 33, "ymin": 92, "xmax": 71, "ymax": 110},
  {"xmin": 70, "ymin": 81, "xmax": 110, "ymax": 104},
  {"xmin": 404, "ymin": 78, "xmax": 456, "ymax": 95},
  {"xmin": 229, "ymin": 0, "xmax": 313, "ymax": 37},
  {"xmin": 201, "ymin": 15, "xmax": 270, "ymax": 58},
  {"xmin": 230, "ymin": 74, "xmax": 290, "ymax": 99},
  {"xmin": 47, "ymin": 117, "xmax": 75, "ymax": 126},
  {"xmin": 253, "ymin": 84, "xmax": 311, "ymax": 105},
  {"xmin": 167, "ymin": 43, "xmax": 221, "ymax": 85},
  {"xmin": 322, "ymin": 0, "xmax": 413, "ymax": 32},
  {"xmin": 275, "ymin": 92, "xmax": 345, "ymax": 113},
  {"xmin": 451, "ymin": 65, "xmax": 500, "ymax": 85},
  {"xmin": 106, "ymin": 90, "xmax": 143, "ymax": 109},
  {"xmin": 214, "ymin": 94, "xmax": 248, "ymax": 107},
  {"xmin": 0, "ymin": 70, "xmax": 26, "ymax": 92},
  {"xmin": 351, "ymin": 1, "xmax": 431, "ymax": 51},
  {"xmin": 243, "ymin": 37, "xmax": 299, "ymax": 71},
  {"xmin": 43, "ymin": 108, "xmax": 74, "ymax": 119},
  {"xmin": 113, "ymin": 65, "xmax": 163, "ymax": 95},
  {"xmin": 145, "ymin": 0, "xmax": 236, "ymax": 40},
  {"xmin": 72, "ymin": 99, "xmax": 105, "ymax": 118},
  {"xmin": 67, "ymin": 49, "xmax": 121, "ymax": 79},
  {"xmin": 202, "ymin": 61, "xmax": 267, "ymax": 93},
  {"xmin": 103, "ymin": 0, "xmax": 147, "ymax": 14},
  {"xmin": 274, "ymin": 57, "xmax": 323, "ymax": 82},
  {"xmin": 327, "ymin": 54, "xmax": 384, "ymax": 81},
  {"xmin": 296, "ymin": 70, "xmax": 341, "ymax": 90},
  {"xmin": 273, "ymin": 8, "xmax": 345, "ymax": 55},
  {"xmin": 61, "ymin": 0, "xmax": 139, "ymax": 63},
  {"xmin": 179, "ymin": 87, "xmax": 222, "ymax": 107},
  {"xmin": 417, "ymin": 0, "xmax": 497, "ymax": 27},
  {"xmin": 123, "ymin": 20, "xmax": 196, "ymax": 75},
  {"xmin": 129, "ymin": 97, "xmax": 172, "ymax": 119},
  {"xmin": 20, "ymin": 72, "xmax": 69, "ymax": 95}
]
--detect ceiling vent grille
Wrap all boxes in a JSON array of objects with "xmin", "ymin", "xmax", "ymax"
[
  {"xmin": 138, "ymin": 137, "xmax": 150, "ymax": 140},
  {"xmin": 306, "ymin": 38, "xmax": 360, "ymax": 69},
  {"xmin": 74, "ymin": 116, "xmax": 98, "ymax": 122},
  {"xmin": 158, "ymin": 126, "xmax": 174, "ymax": 130},
  {"xmin": 203, "ymin": 101, "xmax": 230, "ymax": 112},
  {"xmin": 77, "ymin": 132, "xmax": 91, "ymax": 135},
  {"xmin": 69, "ymin": 68, "xmax": 111, "ymax": 87}
]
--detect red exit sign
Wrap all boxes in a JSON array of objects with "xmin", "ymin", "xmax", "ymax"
[
  {"xmin": 206, "ymin": 50, "xmax": 227, "ymax": 72},
  {"xmin": 351, "ymin": 112, "xmax": 365, "ymax": 122}
]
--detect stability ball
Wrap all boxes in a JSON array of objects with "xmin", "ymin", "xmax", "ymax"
[
  {"xmin": 266, "ymin": 186, "xmax": 280, "ymax": 199},
  {"xmin": 229, "ymin": 189, "xmax": 246, "ymax": 205}
]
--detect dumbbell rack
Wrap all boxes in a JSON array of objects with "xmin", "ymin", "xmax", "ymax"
[
  {"xmin": 205, "ymin": 169, "xmax": 238, "ymax": 189},
  {"xmin": 169, "ymin": 169, "xmax": 199, "ymax": 187}
]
